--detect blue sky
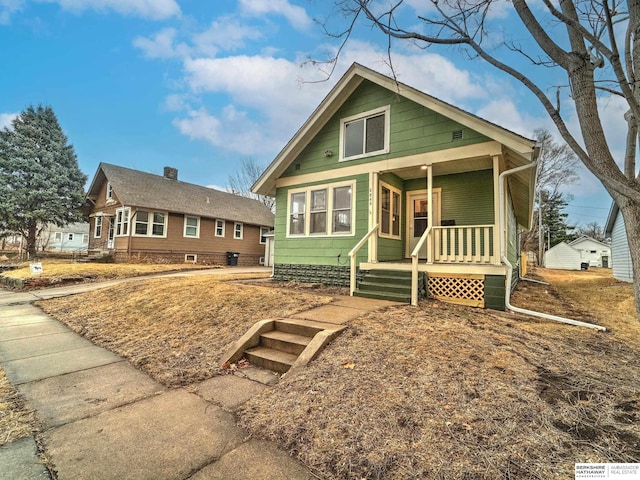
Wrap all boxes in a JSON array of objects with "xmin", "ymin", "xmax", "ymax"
[{"xmin": 0, "ymin": 0, "xmax": 619, "ymax": 227}]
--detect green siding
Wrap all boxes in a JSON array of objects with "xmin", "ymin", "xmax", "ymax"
[
  {"xmin": 404, "ymin": 169, "xmax": 494, "ymax": 226},
  {"xmin": 274, "ymin": 174, "xmax": 369, "ymax": 265},
  {"xmin": 485, "ymin": 275, "xmax": 506, "ymax": 311},
  {"xmin": 281, "ymin": 80, "xmax": 491, "ymax": 179}
]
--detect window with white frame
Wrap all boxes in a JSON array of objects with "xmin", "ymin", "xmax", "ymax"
[
  {"xmin": 94, "ymin": 216, "xmax": 102, "ymax": 238},
  {"xmin": 260, "ymin": 227, "xmax": 270, "ymax": 244},
  {"xmin": 106, "ymin": 182, "xmax": 113, "ymax": 200},
  {"xmin": 287, "ymin": 181, "xmax": 354, "ymax": 237},
  {"xmin": 134, "ymin": 210, "xmax": 166, "ymax": 237},
  {"xmin": 115, "ymin": 208, "xmax": 130, "ymax": 236},
  {"xmin": 380, "ymin": 183, "xmax": 401, "ymax": 238},
  {"xmin": 82, "ymin": 234, "xmax": 89, "ymax": 244},
  {"xmin": 340, "ymin": 106, "xmax": 390, "ymax": 161},
  {"xmin": 234, "ymin": 222, "xmax": 243, "ymax": 239},
  {"xmin": 184, "ymin": 216, "xmax": 199, "ymax": 238},
  {"xmin": 68, "ymin": 233, "xmax": 74, "ymax": 241},
  {"xmin": 54, "ymin": 232, "xmax": 62, "ymax": 242},
  {"xmin": 215, "ymin": 219, "xmax": 225, "ymax": 237}
]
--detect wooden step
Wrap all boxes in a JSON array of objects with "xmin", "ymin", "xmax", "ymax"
[
  {"xmin": 245, "ymin": 347, "xmax": 298, "ymax": 374},
  {"xmin": 260, "ymin": 330, "xmax": 311, "ymax": 355}
]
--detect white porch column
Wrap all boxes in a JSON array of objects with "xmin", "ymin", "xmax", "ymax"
[
  {"xmin": 368, "ymin": 172, "xmax": 378, "ymax": 263},
  {"xmin": 426, "ymin": 165, "xmax": 433, "ymax": 264},
  {"xmin": 492, "ymin": 156, "xmax": 502, "ymax": 265}
]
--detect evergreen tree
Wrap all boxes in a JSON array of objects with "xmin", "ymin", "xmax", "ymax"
[
  {"xmin": 540, "ymin": 190, "xmax": 575, "ymax": 248},
  {"xmin": 0, "ymin": 105, "xmax": 87, "ymax": 256}
]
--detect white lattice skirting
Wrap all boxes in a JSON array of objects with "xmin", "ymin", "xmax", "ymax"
[{"xmin": 427, "ymin": 273, "xmax": 485, "ymax": 308}]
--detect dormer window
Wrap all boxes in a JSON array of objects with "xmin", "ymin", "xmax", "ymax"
[{"xmin": 340, "ymin": 106, "xmax": 390, "ymax": 161}]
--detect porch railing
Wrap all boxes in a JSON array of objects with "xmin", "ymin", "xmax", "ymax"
[
  {"xmin": 348, "ymin": 224, "xmax": 379, "ymax": 295},
  {"xmin": 432, "ymin": 225, "xmax": 495, "ymax": 264}
]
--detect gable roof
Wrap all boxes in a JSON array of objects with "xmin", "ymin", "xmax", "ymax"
[
  {"xmin": 86, "ymin": 163, "xmax": 274, "ymax": 227},
  {"xmin": 605, "ymin": 201, "xmax": 619, "ymax": 237},
  {"xmin": 253, "ymin": 62, "xmax": 538, "ymax": 198},
  {"xmin": 568, "ymin": 235, "xmax": 610, "ymax": 249}
]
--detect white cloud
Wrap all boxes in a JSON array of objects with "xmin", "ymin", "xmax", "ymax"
[
  {"xmin": 133, "ymin": 28, "xmax": 183, "ymax": 59},
  {"xmin": 37, "ymin": 0, "xmax": 180, "ymax": 19},
  {"xmin": 192, "ymin": 16, "xmax": 263, "ymax": 56},
  {"xmin": 0, "ymin": 112, "xmax": 18, "ymax": 129},
  {"xmin": 0, "ymin": 0, "xmax": 24, "ymax": 24},
  {"xmin": 238, "ymin": 0, "xmax": 312, "ymax": 31}
]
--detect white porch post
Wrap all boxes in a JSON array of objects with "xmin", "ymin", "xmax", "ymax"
[
  {"xmin": 492, "ymin": 156, "xmax": 502, "ymax": 265},
  {"xmin": 426, "ymin": 165, "xmax": 433, "ymax": 264},
  {"xmin": 368, "ymin": 172, "xmax": 378, "ymax": 263}
]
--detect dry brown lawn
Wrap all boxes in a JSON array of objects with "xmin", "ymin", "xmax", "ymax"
[
  {"xmin": 38, "ymin": 275, "xmax": 333, "ymax": 387},
  {"xmin": 3, "ymin": 259, "xmax": 215, "ymax": 282},
  {"xmin": 0, "ymin": 369, "xmax": 38, "ymax": 446},
  {"xmin": 4, "ymin": 267, "xmax": 639, "ymax": 479}
]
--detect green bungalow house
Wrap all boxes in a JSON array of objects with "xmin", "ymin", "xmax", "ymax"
[{"xmin": 253, "ymin": 63, "xmax": 539, "ymax": 310}]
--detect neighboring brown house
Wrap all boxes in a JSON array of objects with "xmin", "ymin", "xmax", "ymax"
[{"xmin": 85, "ymin": 163, "xmax": 274, "ymax": 265}]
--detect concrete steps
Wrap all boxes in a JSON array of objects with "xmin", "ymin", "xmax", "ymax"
[
  {"xmin": 354, "ymin": 270, "xmax": 425, "ymax": 303},
  {"xmin": 221, "ymin": 318, "xmax": 347, "ymax": 376}
]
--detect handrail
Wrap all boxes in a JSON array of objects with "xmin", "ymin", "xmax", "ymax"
[
  {"xmin": 410, "ymin": 225, "xmax": 432, "ymax": 306},
  {"xmin": 348, "ymin": 224, "xmax": 379, "ymax": 295}
]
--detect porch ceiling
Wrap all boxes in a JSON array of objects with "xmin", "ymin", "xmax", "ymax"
[{"xmin": 389, "ymin": 157, "xmax": 493, "ymax": 180}]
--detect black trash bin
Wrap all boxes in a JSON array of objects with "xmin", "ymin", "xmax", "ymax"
[
  {"xmin": 226, "ymin": 252, "xmax": 239, "ymax": 266},
  {"xmin": 580, "ymin": 262, "xmax": 589, "ymax": 270}
]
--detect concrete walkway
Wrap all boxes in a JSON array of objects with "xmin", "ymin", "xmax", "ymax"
[{"xmin": 0, "ymin": 268, "xmax": 395, "ymax": 480}]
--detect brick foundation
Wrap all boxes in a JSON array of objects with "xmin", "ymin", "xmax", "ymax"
[{"xmin": 112, "ymin": 251, "xmax": 263, "ymax": 266}]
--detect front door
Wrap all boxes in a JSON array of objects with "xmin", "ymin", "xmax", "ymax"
[
  {"xmin": 107, "ymin": 221, "xmax": 115, "ymax": 249},
  {"xmin": 406, "ymin": 190, "xmax": 440, "ymax": 258}
]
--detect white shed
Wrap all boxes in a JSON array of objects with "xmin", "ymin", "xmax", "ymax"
[
  {"xmin": 605, "ymin": 203, "xmax": 633, "ymax": 283},
  {"xmin": 568, "ymin": 236, "xmax": 611, "ymax": 268},
  {"xmin": 544, "ymin": 242, "xmax": 582, "ymax": 270}
]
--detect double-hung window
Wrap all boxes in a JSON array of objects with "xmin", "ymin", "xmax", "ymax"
[
  {"xmin": 234, "ymin": 222, "xmax": 243, "ymax": 239},
  {"xmin": 134, "ymin": 210, "xmax": 166, "ymax": 237},
  {"xmin": 260, "ymin": 227, "xmax": 269, "ymax": 244},
  {"xmin": 54, "ymin": 232, "xmax": 62, "ymax": 242},
  {"xmin": 380, "ymin": 183, "xmax": 401, "ymax": 238},
  {"xmin": 288, "ymin": 181, "xmax": 354, "ymax": 237},
  {"xmin": 115, "ymin": 208, "xmax": 130, "ymax": 236},
  {"xmin": 215, "ymin": 220, "xmax": 225, "ymax": 237},
  {"xmin": 340, "ymin": 106, "xmax": 390, "ymax": 161},
  {"xmin": 106, "ymin": 183, "xmax": 113, "ymax": 201},
  {"xmin": 184, "ymin": 216, "xmax": 199, "ymax": 238},
  {"xmin": 94, "ymin": 216, "xmax": 102, "ymax": 238}
]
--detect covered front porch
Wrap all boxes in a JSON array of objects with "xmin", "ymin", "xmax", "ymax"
[{"xmin": 347, "ymin": 145, "xmax": 526, "ymax": 308}]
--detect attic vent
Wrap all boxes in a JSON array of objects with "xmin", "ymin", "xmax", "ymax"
[{"xmin": 452, "ymin": 130, "xmax": 463, "ymax": 141}]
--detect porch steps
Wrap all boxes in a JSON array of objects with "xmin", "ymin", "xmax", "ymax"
[
  {"xmin": 222, "ymin": 318, "xmax": 347, "ymax": 376},
  {"xmin": 354, "ymin": 270, "xmax": 425, "ymax": 303}
]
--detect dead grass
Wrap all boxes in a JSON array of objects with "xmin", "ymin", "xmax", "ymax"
[
  {"xmin": 38, "ymin": 275, "xmax": 333, "ymax": 387},
  {"xmin": 0, "ymin": 368, "xmax": 38, "ymax": 446},
  {"xmin": 21, "ymin": 268, "xmax": 640, "ymax": 479},
  {"xmin": 239, "ymin": 269, "xmax": 640, "ymax": 479},
  {"xmin": 3, "ymin": 259, "xmax": 215, "ymax": 281}
]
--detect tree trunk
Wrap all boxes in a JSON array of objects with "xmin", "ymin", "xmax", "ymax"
[{"xmin": 26, "ymin": 221, "xmax": 38, "ymax": 258}]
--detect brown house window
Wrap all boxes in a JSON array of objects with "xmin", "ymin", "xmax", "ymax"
[
  {"xmin": 134, "ymin": 211, "xmax": 166, "ymax": 237},
  {"xmin": 215, "ymin": 219, "xmax": 225, "ymax": 237}
]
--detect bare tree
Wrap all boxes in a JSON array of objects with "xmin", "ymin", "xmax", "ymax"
[
  {"xmin": 228, "ymin": 158, "xmax": 275, "ymax": 211},
  {"xmin": 326, "ymin": 0, "xmax": 640, "ymax": 319},
  {"xmin": 577, "ymin": 221, "xmax": 607, "ymax": 241},
  {"xmin": 522, "ymin": 129, "xmax": 580, "ymax": 260}
]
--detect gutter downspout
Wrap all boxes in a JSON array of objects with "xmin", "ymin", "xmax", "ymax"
[{"xmin": 498, "ymin": 162, "xmax": 606, "ymax": 331}]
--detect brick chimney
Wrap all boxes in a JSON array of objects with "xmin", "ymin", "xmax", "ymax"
[{"xmin": 163, "ymin": 167, "xmax": 178, "ymax": 180}]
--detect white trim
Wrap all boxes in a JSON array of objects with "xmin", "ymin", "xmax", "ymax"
[
  {"xmin": 215, "ymin": 219, "xmax": 226, "ymax": 238},
  {"xmin": 275, "ymin": 142, "xmax": 504, "ymax": 189},
  {"xmin": 94, "ymin": 215, "xmax": 103, "ymax": 238},
  {"xmin": 405, "ymin": 188, "xmax": 441, "ymax": 258},
  {"xmin": 82, "ymin": 234, "xmax": 89, "ymax": 244},
  {"xmin": 339, "ymin": 105, "xmax": 390, "ymax": 162},
  {"xmin": 183, "ymin": 215, "xmax": 200, "ymax": 238},
  {"xmin": 185, "ymin": 254, "xmax": 197, "ymax": 263},
  {"xmin": 115, "ymin": 207, "xmax": 131, "ymax": 237},
  {"xmin": 286, "ymin": 180, "xmax": 356, "ymax": 238},
  {"xmin": 378, "ymin": 181, "xmax": 402, "ymax": 239},
  {"xmin": 260, "ymin": 226, "xmax": 269, "ymax": 244},
  {"xmin": 234, "ymin": 222, "xmax": 243, "ymax": 240},
  {"xmin": 132, "ymin": 210, "xmax": 168, "ymax": 238}
]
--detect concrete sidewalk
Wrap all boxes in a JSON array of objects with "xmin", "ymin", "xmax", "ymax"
[{"xmin": 0, "ymin": 269, "xmax": 395, "ymax": 479}]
